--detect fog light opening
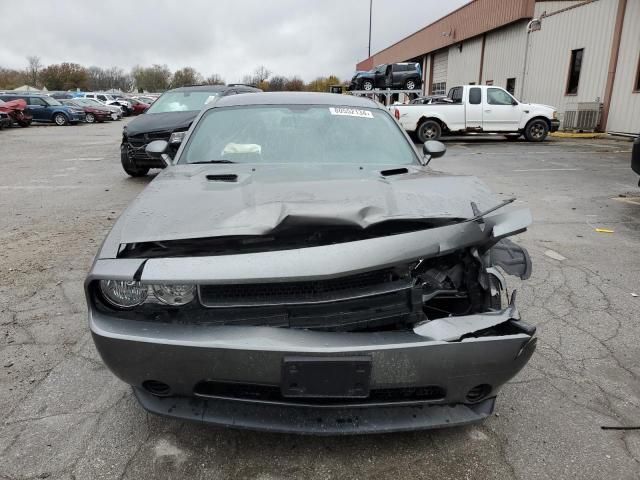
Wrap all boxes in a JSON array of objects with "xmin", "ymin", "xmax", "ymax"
[
  {"xmin": 142, "ymin": 380, "xmax": 171, "ymax": 397},
  {"xmin": 466, "ymin": 384, "xmax": 491, "ymax": 402}
]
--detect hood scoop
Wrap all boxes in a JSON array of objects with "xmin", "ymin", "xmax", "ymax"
[
  {"xmin": 380, "ymin": 168, "xmax": 409, "ymax": 177},
  {"xmin": 206, "ymin": 174, "xmax": 238, "ymax": 183}
]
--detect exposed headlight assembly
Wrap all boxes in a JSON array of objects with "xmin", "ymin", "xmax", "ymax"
[
  {"xmin": 151, "ymin": 284, "xmax": 196, "ymax": 306},
  {"xmin": 99, "ymin": 280, "xmax": 148, "ymax": 309},
  {"xmin": 98, "ymin": 280, "xmax": 196, "ymax": 309},
  {"xmin": 169, "ymin": 131, "xmax": 187, "ymax": 144}
]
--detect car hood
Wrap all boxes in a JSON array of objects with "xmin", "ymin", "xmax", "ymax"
[
  {"xmin": 124, "ymin": 111, "xmax": 198, "ymax": 137},
  {"xmin": 100, "ymin": 163, "xmax": 501, "ymax": 257}
]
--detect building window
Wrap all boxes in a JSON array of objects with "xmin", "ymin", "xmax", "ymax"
[
  {"xmin": 566, "ymin": 48, "xmax": 584, "ymax": 95},
  {"xmin": 506, "ymin": 78, "xmax": 516, "ymax": 95},
  {"xmin": 485, "ymin": 80, "xmax": 494, "ymax": 86},
  {"xmin": 431, "ymin": 82, "xmax": 446, "ymax": 95}
]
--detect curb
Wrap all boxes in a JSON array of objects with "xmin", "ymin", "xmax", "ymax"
[{"xmin": 551, "ymin": 132, "xmax": 606, "ymax": 139}]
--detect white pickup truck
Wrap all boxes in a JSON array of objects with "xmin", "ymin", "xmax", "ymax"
[{"xmin": 392, "ymin": 85, "xmax": 560, "ymax": 143}]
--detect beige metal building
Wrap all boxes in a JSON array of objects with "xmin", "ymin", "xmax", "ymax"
[{"xmin": 356, "ymin": 0, "xmax": 639, "ymax": 135}]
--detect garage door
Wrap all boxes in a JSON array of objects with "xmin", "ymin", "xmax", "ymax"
[{"xmin": 431, "ymin": 50, "xmax": 448, "ymax": 95}]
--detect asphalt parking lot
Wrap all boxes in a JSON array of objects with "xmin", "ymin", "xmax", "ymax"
[{"xmin": 1, "ymin": 120, "xmax": 639, "ymax": 480}]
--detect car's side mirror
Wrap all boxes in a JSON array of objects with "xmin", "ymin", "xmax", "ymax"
[
  {"xmin": 145, "ymin": 140, "xmax": 170, "ymax": 166},
  {"xmin": 512, "ymin": 100, "xmax": 519, "ymax": 106},
  {"xmin": 421, "ymin": 141, "xmax": 446, "ymax": 166}
]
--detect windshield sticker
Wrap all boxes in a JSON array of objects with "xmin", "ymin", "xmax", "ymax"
[{"xmin": 329, "ymin": 107, "xmax": 374, "ymax": 118}]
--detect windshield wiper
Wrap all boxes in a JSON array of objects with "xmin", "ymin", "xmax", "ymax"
[{"xmin": 189, "ymin": 159, "xmax": 236, "ymax": 164}]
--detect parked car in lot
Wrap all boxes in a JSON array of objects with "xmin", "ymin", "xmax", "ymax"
[
  {"xmin": 393, "ymin": 85, "xmax": 559, "ymax": 142},
  {"xmin": 60, "ymin": 99, "xmax": 113, "ymax": 123},
  {"xmin": 127, "ymin": 97, "xmax": 150, "ymax": 115},
  {"xmin": 632, "ymin": 135, "xmax": 640, "ymax": 186},
  {"xmin": 87, "ymin": 92, "xmax": 536, "ymax": 434},
  {"xmin": 77, "ymin": 98, "xmax": 123, "ymax": 120},
  {"xmin": 133, "ymin": 95, "xmax": 158, "ymax": 104},
  {"xmin": 0, "ymin": 93, "xmax": 85, "ymax": 125},
  {"xmin": 349, "ymin": 63, "xmax": 422, "ymax": 91},
  {"xmin": 0, "ymin": 98, "xmax": 32, "ymax": 127},
  {"xmin": 80, "ymin": 92, "xmax": 131, "ymax": 115},
  {"xmin": 120, "ymin": 84, "xmax": 261, "ymax": 176}
]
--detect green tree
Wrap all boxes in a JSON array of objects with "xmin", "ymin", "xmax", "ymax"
[
  {"xmin": 132, "ymin": 64, "xmax": 172, "ymax": 92},
  {"xmin": 171, "ymin": 67, "xmax": 203, "ymax": 88},
  {"xmin": 40, "ymin": 63, "xmax": 89, "ymax": 90}
]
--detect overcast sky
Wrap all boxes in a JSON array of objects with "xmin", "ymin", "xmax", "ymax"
[{"xmin": 0, "ymin": 0, "xmax": 468, "ymax": 82}]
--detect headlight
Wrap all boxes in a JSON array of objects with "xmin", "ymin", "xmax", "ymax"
[
  {"xmin": 169, "ymin": 131, "xmax": 186, "ymax": 144},
  {"xmin": 99, "ymin": 280, "xmax": 148, "ymax": 308},
  {"xmin": 151, "ymin": 284, "xmax": 196, "ymax": 306}
]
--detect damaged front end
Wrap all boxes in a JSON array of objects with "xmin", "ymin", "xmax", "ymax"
[{"xmin": 86, "ymin": 205, "xmax": 536, "ymax": 434}]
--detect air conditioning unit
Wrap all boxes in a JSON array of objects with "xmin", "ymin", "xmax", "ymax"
[{"xmin": 562, "ymin": 102, "xmax": 602, "ymax": 131}]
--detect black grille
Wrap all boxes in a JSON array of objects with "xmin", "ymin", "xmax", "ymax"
[
  {"xmin": 199, "ymin": 268, "xmax": 409, "ymax": 307},
  {"xmin": 126, "ymin": 132, "xmax": 171, "ymax": 160},
  {"xmin": 194, "ymin": 380, "xmax": 446, "ymax": 405}
]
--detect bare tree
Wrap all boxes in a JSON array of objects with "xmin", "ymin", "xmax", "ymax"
[
  {"xmin": 204, "ymin": 74, "xmax": 225, "ymax": 85},
  {"xmin": 26, "ymin": 56, "xmax": 42, "ymax": 87}
]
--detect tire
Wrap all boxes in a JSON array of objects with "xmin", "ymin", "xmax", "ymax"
[
  {"xmin": 405, "ymin": 79, "xmax": 417, "ymax": 90},
  {"xmin": 54, "ymin": 113, "xmax": 68, "ymax": 126},
  {"xmin": 524, "ymin": 119, "xmax": 549, "ymax": 142},
  {"xmin": 85, "ymin": 113, "xmax": 95, "ymax": 123},
  {"xmin": 18, "ymin": 119, "xmax": 31, "ymax": 128},
  {"xmin": 121, "ymin": 145, "xmax": 150, "ymax": 177},
  {"xmin": 362, "ymin": 80, "xmax": 374, "ymax": 91},
  {"xmin": 417, "ymin": 119, "xmax": 442, "ymax": 143}
]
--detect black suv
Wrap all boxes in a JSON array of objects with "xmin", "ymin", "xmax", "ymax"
[
  {"xmin": 349, "ymin": 63, "xmax": 422, "ymax": 91},
  {"xmin": 121, "ymin": 84, "xmax": 261, "ymax": 176}
]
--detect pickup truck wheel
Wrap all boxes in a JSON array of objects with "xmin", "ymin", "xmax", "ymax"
[
  {"xmin": 362, "ymin": 80, "xmax": 374, "ymax": 91},
  {"xmin": 54, "ymin": 113, "xmax": 68, "ymax": 126},
  {"xmin": 121, "ymin": 145, "xmax": 150, "ymax": 177},
  {"xmin": 417, "ymin": 120, "xmax": 442, "ymax": 143},
  {"xmin": 524, "ymin": 119, "xmax": 549, "ymax": 142},
  {"xmin": 405, "ymin": 79, "xmax": 417, "ymax": 90}
]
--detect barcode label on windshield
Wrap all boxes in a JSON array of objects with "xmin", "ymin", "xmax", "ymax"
[{"xmin": 329, "ymin": 107, "xmax": 374, "ymax": 118}]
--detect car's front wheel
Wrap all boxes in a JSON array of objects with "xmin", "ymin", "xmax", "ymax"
[
  {"xmin": 121, "ymin": 145, "xmax": 150, "ymax": 177},
  {"xmin": 417, "ymin": 120, "xmax": 442, "ymax": 142},
  {"xmin": 524, "ymin": 119, "xmax": 549, "ymax": 142},
  {"xmin": 54, "ymin": 113, "xmax": 68, "ymax": 126},
  {"xmin": 85, "ymin": 113, "xmax": 95, "ymax": 123},
  {"xmin": 362, "ymin": 80, "xmax": 374, "ymax": 91}
]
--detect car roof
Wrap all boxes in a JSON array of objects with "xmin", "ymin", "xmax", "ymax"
[
  {"xmin": 210, "ymin": 92, "xmax": 380, "ymax": 110},
  {"xmin": 167, "ymin": 85, "xmax": 261, "ymax": 94}
]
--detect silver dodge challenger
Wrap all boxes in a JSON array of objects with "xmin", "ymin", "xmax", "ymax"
[{"xmin": 85, "ymin": 92, "xmax": 536, "ymax": 434}]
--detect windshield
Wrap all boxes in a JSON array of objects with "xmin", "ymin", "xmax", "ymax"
[
  {"xmin": 146, "ymin": 91, "xmax": 220, "ymax": 114},
  {"xmin": 44, "ymin": 97, "xmax": 62, "ymax": 106},
  {"xmin": 179, "ymin": 105, "xmax": 417, "ymax": 166},
  {"xmin": 80, "ymin": 98, "xmax": 103, "ymax": 106}
]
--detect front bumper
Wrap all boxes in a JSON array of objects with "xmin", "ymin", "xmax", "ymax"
[
  {"xmin": 90, "ymin": 307, "xmax": 536, "ymax": 434},
  {"xmin": 71, "ymin": 112, "xmax": 86, "ymax": 123},
  {"xmin": 550, "ymin": 119, "xmax": 560, "ymax": 132}
]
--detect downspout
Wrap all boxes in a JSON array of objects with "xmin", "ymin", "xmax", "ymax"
[
  {"xmin": 478, "ymin": 34, "xmax": 486, "ymax": 85},
  {"xmin": 600, "ymin": 0, "xmax": 627, "ymax": 131},
  {"xmin": 520, "ymin": 18, "xmax": 540, "ymax": 101}
]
